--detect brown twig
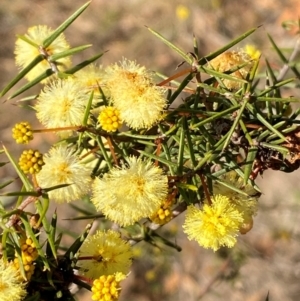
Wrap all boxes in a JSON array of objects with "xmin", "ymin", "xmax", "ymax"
[
  {"xmin": 157, "ymin": 68, "xmax": 193, "ymax": 87},
  {"xmin": 199, "ymin": 173, "xmax": 211, "ymax": 205},
  {"xmin": 105, "ymin": 136, "xmax": 119, "ymax": 166}
]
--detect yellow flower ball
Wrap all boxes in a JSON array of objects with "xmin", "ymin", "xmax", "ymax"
[
  {"xmin": 183, "ymin": 195, "xmax": 244, "ymax": 251},
  {"xmin": 98, "ymin": 106, "xmax": 122, "ymax": 132},
  {"xmin": 92, "ymin": 156, "xmax": 168, "ymax": 226},
  {"xmin": 77, "ymin": 230, "xmax": 132, "ymax": 279},
  {"xmin": 105, "ymin": 58, "xmax": 167, "ymax": 130}
]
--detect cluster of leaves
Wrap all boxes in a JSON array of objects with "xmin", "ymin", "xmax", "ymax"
[{"xmin": 0, "ymin": 1, "xmax": 300, "ymax": 300}]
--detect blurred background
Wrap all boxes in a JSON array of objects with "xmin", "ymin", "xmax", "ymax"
[{"xmin": 1, "ymin": 0, "xmax": 300, "ymax": 300}]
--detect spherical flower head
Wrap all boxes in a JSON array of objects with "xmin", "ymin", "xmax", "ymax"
[
  {"xmin": 15, "ymin": 25, "xmax": 71, "ymax": 82},
  {"xmin": 12, "ymin": 121, "xmax": 33, "ymax": 144},
  {"xmin": 91, "ymin": 156, "xmax": 168, "ymax": 226},
  {"xmin": 35, "ymin": 79, "xmax": 89, "ymax": 137},
  {"xmin": 36, "ymin": 144, "xmax": 92, "ymax": 203},
  {"xmin": 0, "ymin": 258, "xmax": 27, "ymax": 301},
  {"xmin": 77, "ymin": 230, "xmax": 132, "ymax": 279},
  {"xmin": 98, "ymin": 106, "xmax": 122, "ymax": 132},
  {"xmin": 91, "ymin": 272, "xmax": 126, "ymax": 301},
  {"xmin": 183, "ymin": 195, "xmax": 244, "ymax": 251},
  {"xmin": 213, "ymin": 171, "xmax": 259, "ymax": 221},
  {"xmin": 19, "ymin": 149, "xmax": 44, "ymax": 174},
  {"xmin": 208, "ymin": 50, "xmax": 254, "ymax": 90},
  {"xmin": 105, "ymin": 58, "xmax": 167, "ymax": 130}
]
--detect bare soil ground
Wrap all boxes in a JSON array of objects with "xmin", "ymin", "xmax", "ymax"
[{"xmin": 1, "ymin": 1, "xmax": 300, "ymax": 300}]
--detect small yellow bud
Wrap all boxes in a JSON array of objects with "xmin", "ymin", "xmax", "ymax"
[
  {"xmin": 150, "ymin": 198, "xmax": 174, "ymax": 225},
  {"xmin": 98, "ymin": 106, "xmax": 122, "ymax": 132},
  {"xmin": 91, "ymin": 273, "xmax": 125, "ymax": 301},
  {"xmin": 19, "ymin": 149, "xmax": 44, "ymax": 174},
  {"xmin": 12, "ymin": 122, "xmax": 33, "ymax": 144}
]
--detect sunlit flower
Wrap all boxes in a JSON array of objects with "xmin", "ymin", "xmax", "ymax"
[
  {"xmin": 15, "ymin": 25, "xmax": 71, "ymax": 82},
  {"xmin": 0, "ymin": 258, "xmax": 27, "ymax": 301},
  {"xmin": 208, "ymin": 50, "xmax": 254, "ymax": 90},
  {"xmin": 105, "ymin": 58, "xmax": 167, "ymax": 129},
  {"xmin": 77, "ymin": 230, "xmax": 132, "ymax": 279},
  {"xmin": 183, "ymin": 195, "xmax": 244, "ymax": 251},
  {"xmin": 98, "ymin": 106, "xmax": 122, "ymax": 132},
  {"xmin": 36, "ymin": 144, "xmax": 92, "ymax": 203},
  {"xmin": 35, "ymin": 79, "xmax": 89, "ymax": 137},
  {"xmin": 91, "ymin": 273, "xmax": 126, "ymax": 301},
  {"xmin": 91, "ymin": 156, "xmax": 168, "ymax": 226}
]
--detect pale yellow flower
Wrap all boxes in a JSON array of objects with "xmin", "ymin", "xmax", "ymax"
[
  {"xmin": 105, "ymin": 59, "xmax": 167, "ymax": 129},
  {"xmin": 91, "ymin": 156, "xmax": 168, "ymax": 226},
  {"xmin": 15, "ymin": 25, "xmax": 71, "ymax": 82},
  {"xmin": 77, "ymin": 230, "xmax": 132, "ymax": 279},
  {"xmin": 35, "ymin": 79, "xmax": 89, "ymax": 137},
  {"xmin": 183, "ymin": 195, "xmax": 244, "ymax": 251},
  {"xmin": 208, "ymin": 50, "xmax": 254, "ymax": 90},
  {"xmin": 36, "ymin": 144, "xmax": 92, "ymax": 203},
  {"xmin": 0, "ymin": 258, "xmax": 27, "ymax": 301}
]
